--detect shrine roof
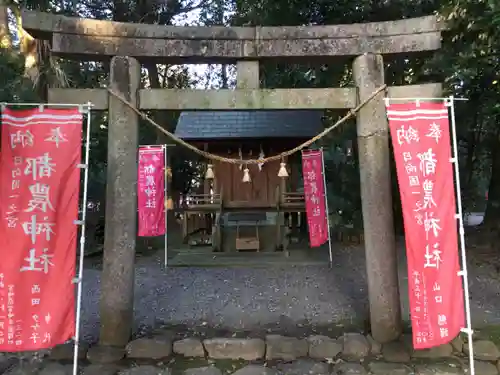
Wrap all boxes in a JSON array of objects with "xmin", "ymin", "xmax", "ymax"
[{"xmin": 174, "ymin": 110, "xmax": 324, "ymax": 140}]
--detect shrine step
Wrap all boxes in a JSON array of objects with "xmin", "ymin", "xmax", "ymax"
[
  {"xmin": 236, "ymin": 237, "xmax": 260, "ymax": 251},
  {"xmin": 168, "ymin": 248, "xmax": 330, "ymax": 267}
]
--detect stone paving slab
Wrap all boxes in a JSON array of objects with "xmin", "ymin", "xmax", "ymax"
[{"xmin": 1, "ymin": 330, "xmax": 499, "ymax": 375}]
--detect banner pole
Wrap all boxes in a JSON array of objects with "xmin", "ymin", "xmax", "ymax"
[
  {"xmin": 164, "ymin": 144, "xmax": 168, "ymax": 269},
  {"xmin": 320, "ymin": 147, "xmax": 333, "ymax": 267},
  {"xmin": 73, "ymin": 103, "xmax": 92, "ymax": 375},
  {"xmin": 0, "ymin": 102, "xmax": 94, "ymax": 108},
  {"xmin": 384, "ymin": 97, "xmax": 469, "ymax": 102},
  {"xmin": 448, "ymin": 96, "xmax": 475, "ymax": 375}
]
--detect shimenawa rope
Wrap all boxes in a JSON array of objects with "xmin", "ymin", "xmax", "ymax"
[{"xmin": 106, "ymin": 84, "xmax": 387, "ymax": 165}]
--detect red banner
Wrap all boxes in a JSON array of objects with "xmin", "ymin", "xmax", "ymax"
[
  {"xmin": 387, "ymin": 101, "xmax": 465, "ymax": 349},
  {"xmin": 138, "ymin": 146, "xmax": 166, "ymax": 237},
  {"xmin": 302, "ymin": 150, "xmax": 328, "ymax": 247},
  {"xmin": 0, "ymin": 107, "xmax": 82, "ymax": 351}
]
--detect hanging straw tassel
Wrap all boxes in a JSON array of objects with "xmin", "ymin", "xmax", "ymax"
[
  {"xmin": 258, "ymin": 145, "xmax": 265, "ymax": 171},
  {"xmin": 205, "ymin": 164, "xmax": 214, "ymax": 179},
  {"xmin": 242, "ymin": 167, "xmax": 251, "ymax": 182},
  {"xmin": 278, "ymin": 161, "xmax": 289, "ymax": 178}
]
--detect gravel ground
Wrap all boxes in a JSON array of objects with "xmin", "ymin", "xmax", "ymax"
[{"xmin": 78, "ymin": 241, "xmax": 500, "ymax": 342}]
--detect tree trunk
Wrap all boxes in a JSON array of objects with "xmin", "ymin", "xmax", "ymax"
[
  {"xmin": 483, "ymin": 137, "xmax": 500, "ymax": 229},
  {"xmin": 216, "ymin": 0, "xmax": 228, "ymax": 88},
  {"xmin": 12, "ymin": 4, "xmax": 49, "ymax": 100},
  {"xmin": 0, "ymin": 0, "xmax": 11, "ymax": 49},
  {"xmin": 145, "ymin": 62, "xmax": 168, "ymax": 144}
]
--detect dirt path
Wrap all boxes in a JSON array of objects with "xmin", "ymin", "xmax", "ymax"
[{"xmin": 78, "ymin": 242, "xmax": 500, "ymax": 341}]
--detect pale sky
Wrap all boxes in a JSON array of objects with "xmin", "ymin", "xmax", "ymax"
[{"xmin": 172, "ymin": 6, "xmax": 235, "ymax": 89}]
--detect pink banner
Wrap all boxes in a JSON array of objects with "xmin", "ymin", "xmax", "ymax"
[
  {"xmin": 138, "ymin": 146, "xmax": 166, "ymax": 237},
  {"xmin": 387, "ymin": 101, "xmax": 465, "ymax": 349},
  {"xmin": 0, "ymin": 107, "xmax": 82, "ymax": 351},
  {"xmin": 302, "ymin": 149, "xmax": 328, "ymax": 247}
]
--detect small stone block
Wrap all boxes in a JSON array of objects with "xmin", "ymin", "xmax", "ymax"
[
  {"xmin": 368, "ymin": 361, "xmax": 413, "ymax": 375},
  {"xmin": 232, "ymin": 365, "xmax": 278, "ymax": 375},
  {"xmin": 203, "ymin": 338, "xmax": 265, "ymax": 360},
  {"xmin": 173, "ymin": 338, "xmax": 205, "ymax": 357},
  {"xmin": 118, "ymin": 366, "xmax": 172, "ymax": 375},
  {"xmin": 412, "ymin": 343, "xmax": 453, "ymax": 359},
  {"xmin": 366, "ymin": 334, "xmax": 382, "ymax": 355},
  {"xmin": 464, "ymin": 360, "xmax": 499, "ymax": 375},
  {"xmin": 415, "ymin": 363, "xmax": 463, "ymax": 375},
  {"xmin": 183, "ymin": 367, "xmax": 222, "ymax": 375},
  {"xmin": 464, "ymin": 340, "xmax": 500, "ymax": 361},
  {"xmin": 275, "ymin": 359, "xmax": 329, "ymax": 375},
  {"xmin": 87, "ymin": 345, "xmax": 125, "ymax": 364},
  {"xmin": 0, "ymin": 355, "xmax": 18, "ymax": 374},
  {"xmin": 451, "ymin": 336, "xmax": 464, "ymax": 353},
  {"xmin": 265, "ymin": 334, "xmax": 308, "ymax": 361},
  {"xmin": 126, "ymin": 337, "xmax": 172, "ymax": 359},
  {"xmin": 50, "ymin": 342, "xmax": 88, "ymax": 361},
  {"xmin": 342, "ymin": 333, "xmax": 370, "ymax": 360},
  {"xmin": 307, "ymin": 335, "xmax": 342, "ymax": 359},
  {"xmin": 382, "ymin": 342, "xmax": 411, "ymax": 363},
  {"xmin": 83, "ymin": 364, "xmax": 124, "ymax": 375},
  {"xmin": 39, "ymin": 363, "xmax": 72, "ymax": 375},
  {"xmin": 333, "ymin": 362, "xmax": 367, "ymax": 375},
  {"xmin": 2, "ymin": 362, "xmax": 43, "ymax": 375}
]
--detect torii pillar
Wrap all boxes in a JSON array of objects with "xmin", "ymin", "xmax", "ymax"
[
  {"xmin": 353, "ymin": 53, "xmax": 402, "ymax": 343},
  {"xmin": 99, "ymin": 56, "xmax": 141, "ymax": 348}
]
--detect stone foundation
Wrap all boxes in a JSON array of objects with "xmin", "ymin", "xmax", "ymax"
[{"xmin": 1, "ymin": 332, "xmax": 500, "ymax": 374}]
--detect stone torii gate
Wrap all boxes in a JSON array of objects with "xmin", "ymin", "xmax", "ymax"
[{"xmin": 22, "ymin": 11, "xmax": 443, "ymax": 349}]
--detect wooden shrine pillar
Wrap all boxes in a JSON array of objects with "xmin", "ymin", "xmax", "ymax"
[
  {"xmin": 353, "ymin": 53, "xmax": 402, "ymax": 343},
  {"xmin": 290, "ymin": 158, "xmax": 299, "ymax": 236},
  {"xmin": 236, "ymin": 61, "xmax": 259, "ymax": 89},
  {"xmin": 100, "ymin": 56, "xmax": 141, "ymax": 348},
  {"xmin": 166, "ymin": 146, "xmax": 175, "ymax": 216},
  {"xmin": 203, "ymin": 143, "xmax": 213, "ymax": 231}
]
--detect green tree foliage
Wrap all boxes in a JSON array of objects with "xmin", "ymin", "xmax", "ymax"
[
  {"xmin": 0, "ymin": 0, "xmax": 206, "ymax": 250},
  {"xmin": 232, "ymin": 0, "xmax": 444, "ymax": 229},
  {"xmin": 433, "ymin": 0, "xmax": 500, "ymax": 228},
  {"xmin": 231, "ymin": 0, "xmax": 500, "ymax": 233}
]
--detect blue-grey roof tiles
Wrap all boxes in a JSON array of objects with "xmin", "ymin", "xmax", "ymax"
[{"xmin": 174, "ymin": 110, "xmax": 324, "ymax": 140}]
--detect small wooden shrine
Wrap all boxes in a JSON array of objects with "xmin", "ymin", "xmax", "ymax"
[{"xmin": 175, "ymin": 110, "xmax": 324, "ymax": 253}]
